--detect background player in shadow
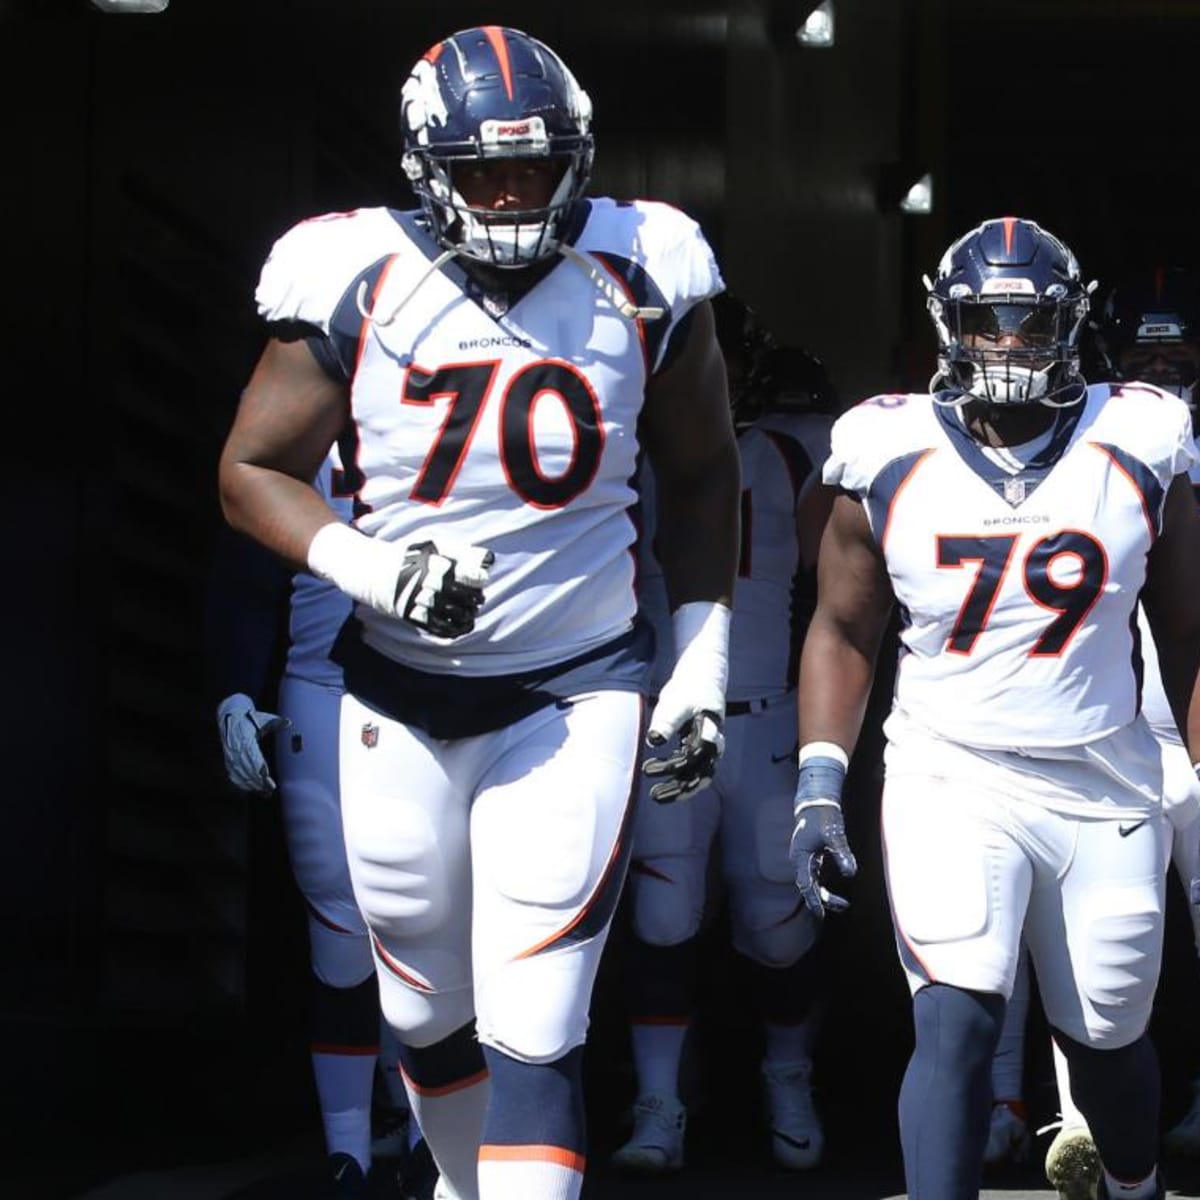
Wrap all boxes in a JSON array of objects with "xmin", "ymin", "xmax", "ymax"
[
  {"xmin": 207, "ymin": 447, "xmax": 434, "ymax": 1199},
  {"xmin": 609, "ymin": 294, "xmax": 840, "ymax": 1173}
]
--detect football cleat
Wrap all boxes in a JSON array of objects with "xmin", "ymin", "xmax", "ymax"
[
  {"xmin": 609, "ymin": 1092, "xmax": 686, "ymax": 1172},
  {"xmin": 1164, "ymin": 1077, "xmax": 1200, "ymax": 1156},
  {"xmin": 1096, "ymin": 1168, "xmax": 1167, "ymax": 1200},
  {"xmin": 399, "ymin": 1137, "xmax": 438, "ymax": 1200},
  {"xmin": 762, "ymin": 1059, "xmax": 824, "ymax": 1170},
  {"xmin": 1040, "ymin": 1118, "xmax": 1101, "ymax": 1200},
  {"xmin": 328, "ymin": 1152, "xmax": 369, "ymax": 1199},
  {"xmin": 984, "ymin": 1099, "xmax": 1031, "ymax": 1167}
]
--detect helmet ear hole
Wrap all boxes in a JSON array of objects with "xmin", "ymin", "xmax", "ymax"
[{"xmin": 399, "ymin": 27, "xmax": 595, "ymax": 268}]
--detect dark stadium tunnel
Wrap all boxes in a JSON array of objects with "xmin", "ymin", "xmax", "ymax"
[{"xmin": 5, "ymin": 1, "xmax": 1200, "ymax": 1196}]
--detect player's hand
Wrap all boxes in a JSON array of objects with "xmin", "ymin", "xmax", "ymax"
[
  {"xmin": 642, "ymin": 709, "xmax": 725, "ymax": 803},
  {"xmin": 216, "ymin": 693, "xmax": 290, "ymax": 795},
  {"xmin": 642, "ymin": 601, "xmax": 730, "ymax": 803},
  {"xmin": 790, "ymin": 750, "xmax": 857, "ymax": 917},
  {"xmin": 393, "ymin": 541, "xmax": 494, "ymax": 638}
]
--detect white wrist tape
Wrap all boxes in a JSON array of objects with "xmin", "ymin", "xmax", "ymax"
[
  {"xmin": 306, "ymin": 522, "xmax": 403, "ymax": 616},
  {"xmin": 799, "ymin": 741, "xmax": 850, "ymax": 769},
  {"xmin": 667, "ymin": 600, "xmax": 731, "ymax": 715}
]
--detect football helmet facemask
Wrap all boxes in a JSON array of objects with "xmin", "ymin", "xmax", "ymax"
[
  {"xmin": 1096, "ymin": 266, "xmax": 1200, "ymax": 412},
  {"xmin": 925, "ymin": 217, "xmax": 1093, "ymax": 407},
  {"xmin": 400, "ymin": 26, "xmax": 594, "ymax": 268}
]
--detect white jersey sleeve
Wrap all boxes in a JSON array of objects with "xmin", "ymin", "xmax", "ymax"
[
  {"xmin": 576, "ymin": 198, "xmax": 724, "ymax": 373},
  {"xmin": 255, "ymin": 208, "xmax": 405, "ymax": 331}
]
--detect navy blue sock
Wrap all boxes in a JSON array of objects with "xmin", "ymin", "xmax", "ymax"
[
  {"xmin": 1053, "ymin": 1027, "xmax": 1160, "ymax": 1183},
  {"xmin": 899, "ymin": 984, "xmax": 1005, "ymax": 1200},
  {"xmin": 622, "ymin": 934, "xmax": 699, "ymax": 1020},
  {"xmin": 480, "ymin": 1044, "xmax": 586, "ymax": 1156}
]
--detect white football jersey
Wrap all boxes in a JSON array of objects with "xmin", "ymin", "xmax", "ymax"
[
  {"xmin": 257, "ymin": 201, "xmax": 722, "ymax": 675},
  {"xmin": 826, "ymin": 383, "xmax": 1197, "ymax": 749},
  {"xmin": 639, "ymin": 409, "xmax": 831, "ymax": 700},
  {"xmin": 284, "ymin": 446, "xmax": 354, "ymax": 690}
]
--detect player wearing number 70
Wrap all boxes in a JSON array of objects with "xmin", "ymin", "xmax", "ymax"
[
  {"xmin": 790, "ymin": 216, "xmax": 1200, "ymax": 1200},
  {"xmin": 217, "ymin": 25, "xmax": 740, "ymax": 1200}
]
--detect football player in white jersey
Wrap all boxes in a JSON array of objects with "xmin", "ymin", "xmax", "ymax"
[
  {"xmin": 610, "ymin": 305, "xmax": 838, "ymax": 1174},
  {"xmin": 791, "ymin": 217, "xmax": 1200, "ymax": 1200},
  {"xmin": 209, "ymin": 447, "xmax": 434, "ymax": 1199},
  {"xmin": 978, "ymin": 265, "xmax": 1200, "ymax": 1193},
  {"xmin": 216, "ymin": 26, "xmax": 740, "ymax": 1200}
]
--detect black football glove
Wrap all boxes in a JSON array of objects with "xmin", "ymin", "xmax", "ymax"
[{"xmin": 394, "ymin": 542, "xmax": 494, "ymax": 639}]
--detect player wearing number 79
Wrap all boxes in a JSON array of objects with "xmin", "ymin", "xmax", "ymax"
[
  {"xmin": 791, "ymin": 216, "xmax": 1200, "ymax": 1200},
  {"xmin": 217, "ymin": 25, "xmax": 739, "ymax": 1200}
]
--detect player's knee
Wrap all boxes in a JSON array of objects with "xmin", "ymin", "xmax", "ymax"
[
  {"xmin": 397, "ymin": 1020, "xmax": 486, "ymax": 1090},
  {"xmin": 912, "ymin": 983, "xmax": 1004, "ymax": 1073},
  {"xmin": 733, "ymin": 905, "xmax": 821, "ymax": 969},
  {"xmin": 476, "ymin": 972, "xmax": 589, "ymax": 1063},
  {"xmin": 310, "ymin": 972, "xmax": 379, "ymax": 1048},
  {"xmin": 476, "ymin": 994, "xmax": 585, "ymax": 1063},
  {"xmin": 628, "ymin": 860, "xmax": 704, "ymax": 946},
  {"xmin": 377, "ymin": 974, "xmax": 476, "ymax": 1049},
  {"xmin": 309, "ymin": 924, "xmax": 374, "ymax": 989},
  {"xmin": 1066, "ymin": 908, "xmax": 1161, "ymax": 1047}
]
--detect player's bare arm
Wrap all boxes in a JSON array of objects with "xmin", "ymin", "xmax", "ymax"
[
  {"xmin": 1141, "ymin": 471, "xmax": 1200, "ymax": 759},
  {"xmin": 796, "ymin": 480, "xmax": 836, "ymax": 572},
  {"xmin": 797, "ymin": 491, "xmax": 894, "ymax": 754},
  {"xmin": 641, "ymin": 298, "xmax": 741, "ymax": 609},
  {"xmin": 219, "ymin": 336, "xmax": 350, "ymax": 569}
]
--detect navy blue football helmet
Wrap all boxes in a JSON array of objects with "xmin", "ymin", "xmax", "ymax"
[
  {"xmin": 1096, "ymin": 266, "xmax": 1200, "ymax": 411},
  {"xmin": 711, "ymin": 291, "xmax": 775, "ymax": 425},
  {"xmin": 400, "ymin": 26, "xmax": 594, "ymax": 268},
  {"xmin": 758, "ymin": 344, "xmax": 840, "ymax": 416},
  {"xmin": 925, "ymin": 217, "xmax": 1092, "ymax": 405}
]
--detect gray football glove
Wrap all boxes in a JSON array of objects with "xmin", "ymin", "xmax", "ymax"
[
  {"xmin": 394, "ymin": 542, "xmax": 494, "ymax": 639},
  {"xmin": 216, "ymin": 693, "xmax": 290, "ymax": 795},
  {"xmin": 789, "ymin": 753, "xmax": 858, "ymax": 917}
]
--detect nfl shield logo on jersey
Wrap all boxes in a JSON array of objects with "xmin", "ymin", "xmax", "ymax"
[
  {"xmin": 1003, "ymin": 477, "xmax": 1026, "ymax": 506},
  {"xmin": 361, "ymin": 723, "xmax": 379, "ymax": 749}
]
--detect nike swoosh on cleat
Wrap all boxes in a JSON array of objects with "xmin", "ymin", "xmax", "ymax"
[
  {"xmin": 1118, "ymin": 820, "xmax": 1148, "ymax": 838},
  {"xmin": 773, "ymin": 1131, "xmax": 811, "ymax": 1149}
]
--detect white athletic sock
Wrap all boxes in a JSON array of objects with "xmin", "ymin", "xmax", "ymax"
[
  {"xmin": 404, "ymin": 1067, "xmax": 488, "ymax": 1200},
  {"xmin": 312, "ymin": 1050, "xmax": 376, "ymax": 1170},
  {"xmin": 1052, "ymin": 1038, "xmax": 1087, "ymax": 1128},
  {"xmin": 478, "ymin": 1149, "xmax": 585, "ymax": 1200},
  {"xmin": 629, "ymin": 1021, "xmax": 688, "ymax": 1099}
]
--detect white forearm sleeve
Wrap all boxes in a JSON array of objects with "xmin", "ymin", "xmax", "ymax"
[
  {"xmin": 305, "ymin": 521, "xmax": 402, "ymax": 616},
  {"xmin": 667, "ymin": 600, "xmax": 731, "ymax": 714}
]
